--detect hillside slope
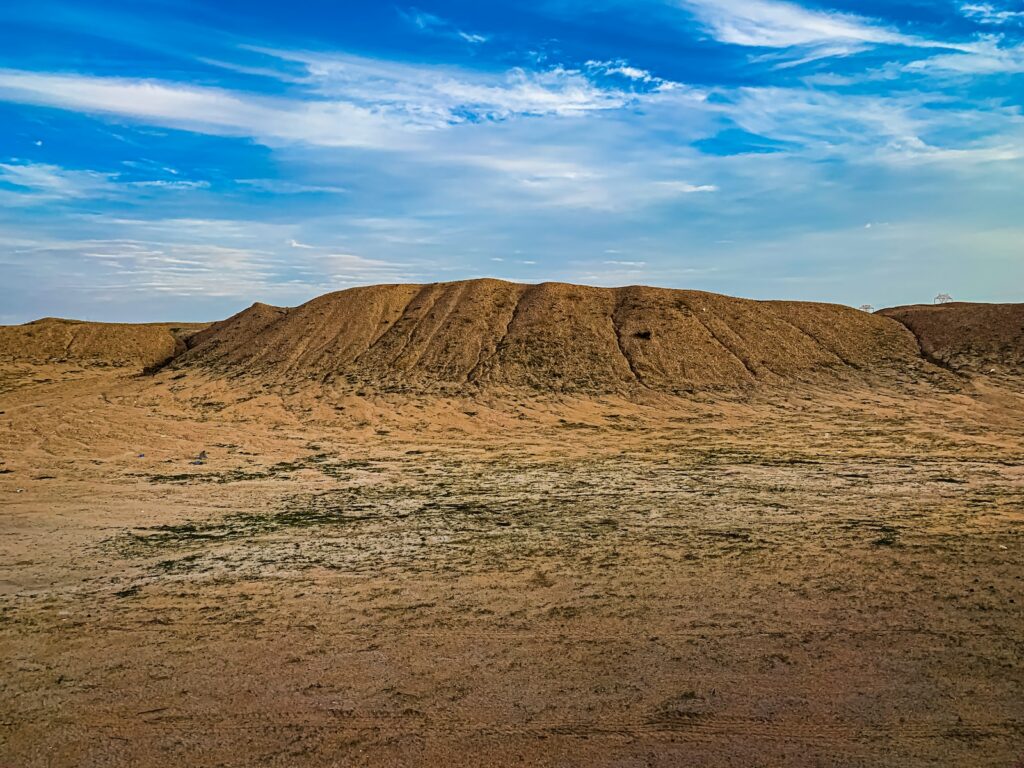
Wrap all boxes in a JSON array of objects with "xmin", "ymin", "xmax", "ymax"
[
  {"xmin": 0, "ymin": 318, "xmax": 207, "ymax": 370},
  {"xmin": 177, "ymin": 279, "xmax": 930, "ymax": 393},
  {"xmin": 879, "ymin": 302, "xmax": 1024, "ymax": 374}
]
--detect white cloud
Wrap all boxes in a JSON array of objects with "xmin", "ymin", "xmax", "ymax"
[
  {"xmin": 905, "ymin": 39, "xmax": 1024, "ymax": 75},
  {"xmin": 0, "ymin": 55, "xmax": 677, "ymax": 151},
  {"xmin": 721, "ymin": 87, "xmax": 917, "ymax": 146},
  {"xmin": 0, "ymin": 221, "xmax": 421, "ymax": 301},
  {"xmin": 465, "ymin": 155, "xmax": 600, "ymax": 182},
  {"xmin": 960, "ymin": 3, "xmax": 1024, "ymax": 25},
  {"xmin": 674, "ymin": 0, "xmax": 911, "ymax": 49},
  {"xmin": 698, "ymin": 85, "xmax": 1024, "ymax": 167},
  {"xmin": 273, "ymin": 49, "xmax": 680, "ymax": 119},
  {"xmin": 321, "ymin": 252, "xmax": 414, "ymax": 283},
  {"xmin": 670, "ymin": 0, "xmax": 980, "ymax": 63},
  {"xmin": 126, "ymin": 179, "xmax": 211, "ymax": 190},
  {"xmin": 875, "ymin": 139, "xmax": 1024, "ymax": 166},
  {"xmin": 428, "ymin": 68, "xmax": 640, "ymax": 117},
  {"xmin": 5, "ymin": 237, "xmax": 281, "ymax": 298},
  {"xmin": 0, "ymin": 162, "xmax": 117, "ymax": 203},
  {"xmin": 237, "ymin": 178, "xmax": 347, "ymax": 194},
  {"xmin": 400, "ymin": 8, "xmax": 490, "ymax": 45},
  {"xmin": 437, "ymin": 140, "xmax": 723, "ymax": 212},
  {"xmin": 0, "ymin": 161, "xmax": 213, "ymax": 205},
  {"xmin": 0, "ymin": 69, "xmax": 407, "ymax": 149},
  {"xmin": 654, "ymin": 181, "xmax": 719, "ymax": 193},
  {"xmin": 459, "ymin": 32, "xmax": 490, "ymax": 45},
  {"xmin": 585, "ymin": 59, "xmax": 663, "ymax": 84}
]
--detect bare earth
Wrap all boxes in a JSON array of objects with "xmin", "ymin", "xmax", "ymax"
[{"xmin": 1, "ymin": 362, "xmax": 1022, "ymax": 767}]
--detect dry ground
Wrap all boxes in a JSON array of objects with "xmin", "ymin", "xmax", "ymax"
[{"xmin": 1, "ymin": 364, "xmax": 1022, "ymax": 766}]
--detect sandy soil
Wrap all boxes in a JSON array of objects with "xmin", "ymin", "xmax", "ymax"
[{"xmin": 1, "ymin": 364, "xmax": 1022, "ymax": 766}]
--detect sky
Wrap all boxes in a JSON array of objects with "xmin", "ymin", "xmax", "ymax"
[{"xmin": 0, "ymin": 0, "xmax": 1022, "ymax": 323}]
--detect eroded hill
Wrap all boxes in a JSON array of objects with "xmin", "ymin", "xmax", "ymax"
[
  {"xmin": 3, "ymin": 282, "xmax": 1020, "ymax": 395},
  {"xmin": 175, "ymin": 279, "xmax": 933, "ymax": 393},
  {"xmin": 0, "ymin": 318, "xmax": 207, "ymax": 370},
  {"xmin": 879, "ymin": 302, "xmax": 1024, "ymax": 374}
]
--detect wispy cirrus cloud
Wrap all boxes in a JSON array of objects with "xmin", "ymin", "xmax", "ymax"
[
  {"xmin": 261, "ymin": 48, "xmax": 679, "ymax": 118},
  {"xmin": 0, "ymin": 161, "xmax": 210, "ymax": 205},
  {"xmin": 0, "ymin": 161, "xmax": 117, "ymax": 203},
  {"xmin": 905, "ymin": 39, "xmax": 1024, "ymax": 75},
  {"xmin": 667, "ymin": 0, "xmax": 982, "ymax": 64},
  {"xmin": 400, "ymin": 7, "xmax": 490, "ymax": 44},
  {"xmin": 0, "ymin": 218, "xmax": 422, "ymax": 305},
  {"xmin": 0, "ymin": 69, "xmax": 409, "ymax": 149},
  {"xmin": 675, "ymin": 0, "xmax": 909, "ymax": 50},
  {"xmin": 0, "ymin": 53, "xmax": 677, "ymax": 152},
  {"xmin": 711, "ymin": 86, "xmax": 1024, "ymax": 165}
]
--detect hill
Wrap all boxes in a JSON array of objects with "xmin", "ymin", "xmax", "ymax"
[
  {"xmin": 8, "ymin": 284, "xmax": 1017, "ymax": 394},
  {"xmin": 176, "ymin": 279, "xmax": 931, "ymax": 393},
  {"xmin": 0, "ymin": 318, "xmax": 207, "ymax": 370},
  {"xmin": 879, "ymin": 302, "xmax": 1024, "ymax": 374}
]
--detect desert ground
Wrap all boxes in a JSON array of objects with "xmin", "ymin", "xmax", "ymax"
[{"xmin": 1, "ymin": 282, "xmax": 1021, "ymax": 766}]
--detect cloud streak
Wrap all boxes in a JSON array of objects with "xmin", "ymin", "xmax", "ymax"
[
  {"xmin": 400, "ymin": 8, "xmax": 490, "ymax": 44},
  {"xmin": 668, "ymin": 0, "xmax": 985, "ymax": 64},
  {"xmin": 0, "ymin": 221, "xmax": 422, "ymax": 306},
  {"xmin": 676, "ymin": 0, "xmax": 909, "ymax": 49},
  {"xmin": 0, "ymin": 55, "xmax": 679, "ymax": 151},
  {"xmin": 0, "ymin": 69, "xmax": 408, "ymax": 148}
]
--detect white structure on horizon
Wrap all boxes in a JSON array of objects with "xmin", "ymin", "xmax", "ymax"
[{"xmin": 934, "ymin": 293, "xmax": 954, "ymax": 305}]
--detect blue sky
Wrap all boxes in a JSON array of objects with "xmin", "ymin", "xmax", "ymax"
[{"xmin": 0, "ymin": 0, "xmax": 1022, "ymax": 322}]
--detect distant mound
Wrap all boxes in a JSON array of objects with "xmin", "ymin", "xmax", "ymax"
[
  {"xmin": 0, "ymin": 318, "xmax": 207, "ymax": 370},
  {"xmin": 879, "ymin": 303, "xmax": 1024, "ymax": 374},
  {"xmin": 177, "ymin": 279, "xmax": 932, "ymax": 393}
]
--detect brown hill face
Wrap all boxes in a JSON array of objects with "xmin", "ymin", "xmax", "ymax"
[
  {"xmin": 879, "ymin": 303, "xmax": 1024, "ymax": 373},
  {"xmin": 0, "ymin": 318, "xmax": 207, "ymax": 369},
  {"xmin": 177, "ymin": 279, "xmax": 928, "ymax": 393}
]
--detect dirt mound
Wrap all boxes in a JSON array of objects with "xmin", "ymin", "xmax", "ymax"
[
  {"xmin": 879, "ymin": 303, "xmax": 1024, "ymax": 373},
  {"xmin": 0, "ymin": 318, "xmax": 207, "ymax": 370},
  {"xmin": 178, "ymin": 279, "xmax": 930, "ymax": 393}
]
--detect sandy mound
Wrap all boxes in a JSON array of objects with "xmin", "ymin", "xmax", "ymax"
[
  {"xmin": 0, "ymin": 318, "xmax": 207, "ymax": 370},
  {"xmin": 879, "ymin": 303, "xmax": 1024, "ymax": 373},
  {"xmin": 177, "ymin": 279, "xmax": 930, "ymax": 393}
]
